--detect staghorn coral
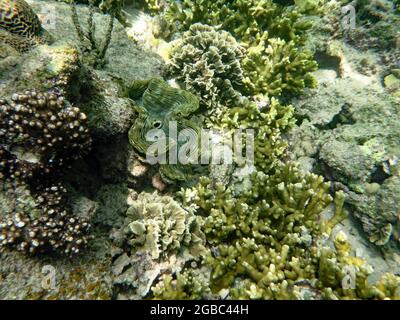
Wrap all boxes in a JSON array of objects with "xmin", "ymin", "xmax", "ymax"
[
  {"xmin": 70, "ymin": 2, "xmax": 115, "ymax": 68},
  {"xmin": 0, "ymin": 0, "xmax": 52, "ymax": 51},
  {"xmin": 128, "ymin": 78, "xmax": 203, "ymax": 183},
  {"xmin": 167, "ymin": 23, "xmax": 246, "ymax": 110},
  {"xmin": 215, "ymin": 97, "xmax": 295, "ymax": 172},
  {"xmin": 0, "ymin": 181, "xmax": 92, "ymax": 255},
  {"xmin": 0, "ymin": 90, "xmax": 91, "ymax": 182},
  {"xmin": 180, "ymin": 164, "xmax": 400, "ymax": 299},
  {"xmin": 242, "ymin": 37, "xmax": 317, "ymax": 97}
]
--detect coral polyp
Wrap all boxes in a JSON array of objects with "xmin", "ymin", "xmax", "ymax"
[{"xmin": 0, "ymin": 90, "xmax": 91, "ymax": 182}]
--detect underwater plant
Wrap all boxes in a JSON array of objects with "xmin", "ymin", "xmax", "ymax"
[
  {"xmin": 70, "ymin": 1, "xmax": 115, "ymax": 68},
  {"xmin": 0, "ymin": 0, "xmax": 52, "ymax": 51}
]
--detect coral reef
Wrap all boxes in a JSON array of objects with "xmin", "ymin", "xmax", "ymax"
[
  {"xmin": 0, "ymin": 181, "xmax": 92, "ymax": 255},
  {"xmin": 0, "ymin": 0, "xmax": 399, "ymax": 302},
  {"xmin": 161, "ymin": 0, "xmax": 318, "ymax": 96},
  {"xmin": 0, "ymin": 90, "xmax": 91, "ymax": 182},
  {"xmin": 180, "ymin": 164, "xmax": 400, "ymax": 299},
  {"xmin": 0, "ymin": 0, "xmax": 51, "ymax": 51},
  {"xmin": 215, "ymin": 97, "xmax": 295, "ymax": 172},
  {"xmin": 128, "ymin": 78, "xmax": 203, "ymax": 182},
  {"xmin": 110, "ymin": 191, "xmax": 207, "ymax": 299},
  {"xmin": 167, "ymin": 23, "xmax": 246, "ymax": 110}
]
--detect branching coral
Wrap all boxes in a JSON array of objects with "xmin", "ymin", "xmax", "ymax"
[
  {"xmin": 0, "ymin": 90, "xmax": 91, "ymax": 182},
  {"xmin": 180, "ymin": 164, "xmax": 400, "ymax": 299},
  {"xmin": 167, "ymin": 23, "xmax": 246, "ymax": 110},
  {"xmin": 215, "ymin": 98, "xmax": 295, "ymax": 172},
  {"xmin": 242, "ymin": 37, "xmax": 317, "ymax": 96},
  {"xmin": 0, "ymin": 182, "xmax": 92, "ymax": 255},
  {"xmin": 181, "ymin": 164, "xmax": 332, "ymax": 296},
  {"xmin": 161, "ymin": 0, "xmax": 317, "ymax": 97},
  {"xmin": 0, "ymin": 0, "xmax": 52, "ymax": 51},
  {"xmin": 128, "ymin": 78, "xmax": 203, "ymax": 182},
  {"xmin": 70, "ymin": 2, "xmax": 115, "ymax": 68},
  {"xmin": 163, "ymin": 0, "xmax": 311, "ymax": 45}
]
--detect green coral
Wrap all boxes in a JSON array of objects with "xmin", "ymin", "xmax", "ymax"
[
  {"xmin": 215, "ymin": 98, "xmax": 295, "ymax": 172},
  {"xmin": 180, "ymin": 164, "xmax": 400, "ymax": 299},
  {"xmin": 243, "ymin": 37, "xmax": 317, "ymax": 96},
  {"xmin": 167, "ymin": 23, "xmax": 246, "ymax": 110},
  {"xmin": 128, "ymin": 78, "xmax": 203, "ymax": 182},
  {"xmin": 65, "ymin": 0, "xmax": 128, "ymax": 26},
  {"xmin": 161, "ymin": 0, "xmax": 317, "ymax": 97}
]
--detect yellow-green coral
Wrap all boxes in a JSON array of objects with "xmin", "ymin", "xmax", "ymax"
[
  {"xmin": 215, "ymin": 98, "xmax": 295, "ymax": 172},
  {"xmin": 161, "ymin": 0, "xmax": 317, "ymax": 97},
  {"xmin": 243, "ymin": 37, "xmax": 317, "ymax": 96}
]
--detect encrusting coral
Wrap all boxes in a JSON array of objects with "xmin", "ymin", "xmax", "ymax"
[
  {"xmin": 128, "ymin": 78, "xmax": 203, "ymax": 182},
  {"xmin": 109, "ymin": 191, "xmax": 207, "ymax": 298},
  {"xmin": 0, "ymin": 0, "xmax": 52, "ymax": 51},
  {"xmin": 0, "ymin": 90, "xmax": 92, "ymax": 182},
  {"xmin": 167, "ymin": 23, "xmax": 246, "ymax": 111}
]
